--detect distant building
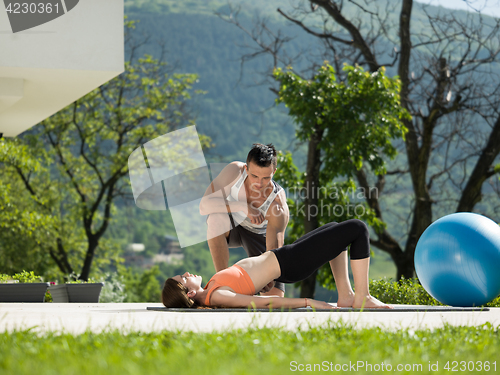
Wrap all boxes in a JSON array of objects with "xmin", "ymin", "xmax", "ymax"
[
  {"xmin": 154, "ymin": 235, "xmax": 184, "ymax": 264},
  {"xmin": 126, "ymin": 243, "xmax": 146, "ymax": 253},
  {"xmin": 162, "ymin": 235, "xmax": 182, "ymax": 255},
  {"xmin": 152, "ymin": 253, "xmax": 184, "ymax": 265},
  {"xmin": 124, "ymin": 235, "xmax": 184, "ymax": 267}
]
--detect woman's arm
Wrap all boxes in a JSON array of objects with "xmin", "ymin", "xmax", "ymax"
[{"xmin": 210, "ymin": 289, "xmax": 335, "ymax": 310}]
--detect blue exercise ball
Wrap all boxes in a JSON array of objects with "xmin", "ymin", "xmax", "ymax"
[{"xmin": 414, "ymin": 212, "xmax": 500, "ymax": 307}]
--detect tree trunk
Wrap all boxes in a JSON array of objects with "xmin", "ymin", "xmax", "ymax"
[
  {"xmin": 457, "ymin": 115, "xmax": 500, "ymax": 212},
  {"xmin": 48, "ymin": 237, "xmax": 74, "ymax": 276},
  {"xmin": 80, "ymin": 236, "xmax": 98, "ymax": 281},
  {"xmin": 300, "ymin": 270, "xmax": 318, "ymax": 298},
  {"xmin": 395, "ymin": 0, "xmax": 432, "ymax": 279},
  {"xmin": 79, "ymin": 181, "xmax": 117, "ymax": 281},
  {"xmin": 300, "ymin": 124, "xmax": 324, "ymax": 298},
  {"xmin": 395, "ymin": 256, "xmax": 415, "ymax": 280}
]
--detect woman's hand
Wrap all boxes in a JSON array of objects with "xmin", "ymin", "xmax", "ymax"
[{"xmin": 307, "ymin": 299, "xmax": 337, "ymax": 310}]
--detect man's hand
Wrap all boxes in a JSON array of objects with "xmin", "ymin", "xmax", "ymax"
[
  {"xmin": 247, "ymin": 202, "xmax": 265, "ymax": 225},
  {"xmin": 259, "ymin": 281, "xmax": 275, "ymax": 294}
]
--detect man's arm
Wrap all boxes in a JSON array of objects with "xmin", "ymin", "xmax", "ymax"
[
  {"xmin": 199, "ymin": 162, "xmax": 247, "ymax": 216},
  {"xmin": 259, "ymin": 192, "xmax": 289, "ymax": 295},
  {"xmin": 265, "ymin": 191, "xmax": 289, "ymax": 251}
]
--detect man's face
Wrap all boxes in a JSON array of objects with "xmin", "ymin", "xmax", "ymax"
[{"xmin": 246, "ymin": 162, "xmax": 275, "ymax": 192}]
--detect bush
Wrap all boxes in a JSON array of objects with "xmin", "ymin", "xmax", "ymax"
[
  {"xmin": 370, "ymin": 277, "xmax": 500, "ymax": 307},
  {"xmin": 370, "ymin": 277, "xmax": 445, "ymax": 306},
  {"xmin": 370, "ymin": 278, "xmax": 443, "ymax": 306},
  {"xmin": 486, "ymin": 296, "xmax": 500, "ymax": 307},
  {"xmin": 98, "ymin": 272, "xmax": 127, "ymax": 303},
  {"xmin": 122, "ymin": 266, "xmax": 161, "ymax": 302}
]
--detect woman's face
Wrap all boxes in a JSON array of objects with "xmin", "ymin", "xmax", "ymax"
[{"xmin": 172, "ymin": 272, "xmax": 202, "ymax": 291}]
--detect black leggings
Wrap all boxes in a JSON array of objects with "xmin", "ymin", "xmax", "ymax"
[{"xmin": 271, "ymin": 219, "xmax": 370, "ymax": 284}]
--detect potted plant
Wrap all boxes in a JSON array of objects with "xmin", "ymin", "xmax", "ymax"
[
  {"xmin": 49, "ymin": 275, "xmax": 104, "ymax": 303},
  {"xmin": 0, "ymin": 271, "xmax": 50, "ymax": 302}
]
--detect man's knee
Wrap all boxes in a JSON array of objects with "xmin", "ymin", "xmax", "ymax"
[{"xmin": 207, "ymin": 213, "xmax": 231, "ymax": 240}]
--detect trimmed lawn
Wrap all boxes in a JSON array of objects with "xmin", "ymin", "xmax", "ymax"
[{"xmin": 0, "ymin": 321, "xmax": 498, "ymax": 374}]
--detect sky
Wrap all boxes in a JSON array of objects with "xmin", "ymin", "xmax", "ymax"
[{"xmin": 417, "ymin": 0, "xmax": 500, "ymax": 18}]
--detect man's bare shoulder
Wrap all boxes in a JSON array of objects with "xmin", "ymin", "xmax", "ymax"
[
  {"xmin": 272, "ymin": 189, "xmax": 289, "ymax": 210},
  {"xmin": 212, "ymin": 161, "xmax": 245, "ymax": 187},
  {"xmin": 230, "ymin": 161, "xmax": 246, "ymax": 171}
]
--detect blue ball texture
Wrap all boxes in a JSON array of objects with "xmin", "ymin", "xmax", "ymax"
[{"xmin": 414, "ymin": 212, "xmax": 500, "ymax": 307}]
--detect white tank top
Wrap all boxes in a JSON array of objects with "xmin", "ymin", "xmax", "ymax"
[{"xmin": 227, "ymin": 168, "xmax": 283, "ymax": 235}]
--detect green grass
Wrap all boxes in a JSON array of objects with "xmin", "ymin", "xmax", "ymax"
[{"xmin": 0, "ymin": 323, "xmax": 499, "ymax": 374}]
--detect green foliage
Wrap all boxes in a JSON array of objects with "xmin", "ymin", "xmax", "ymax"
[
  {"xmin": 273, "ymin": 63, "xmax": 410, "ymax": 177},
  {"xmin": 0, "ymin": 137, "xmax": 41, "ymax": 172},
  {"xmin": 44, "ymin": 290, "xmax": 53, "ymax": 303},
  {"xmin": 486, "ymin": 295, "xmax": 500, "ymax": 308},
  {"xmin": 0, "ymin": 270, "xmax": 42, "ymax": 283},
  {"xmin": 1, "ymin": 29, "xmax": 207, "ymax": 281},
  {"xmin": 0, "ymin": 139, "xmax": 57, "ymax": 275},
  {"xmin": 0, "ymin": 324, "xmax": 499, "ymax": 374},
  {"xmin": 370, "ymin": 277, "xmax": 500, "ymax": 307},
  {"xmin": 64, "ymin": 273, "xmax": 97, "ymax": 284},
  {"xmin": 276, "ymin": 150, "xmax": 384, "ymax": 239},
  {"xmin": 369, "ymin": 277, "xmax": 443, "ymax": 305},
  {"xmin": 98, "ymin": 272, "xmax": 127, "ymax": 303},
  {"xmin": 122, "ymin": 266, "xmax": 161, "ymax": 302}
]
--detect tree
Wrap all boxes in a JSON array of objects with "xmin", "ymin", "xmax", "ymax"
[
  {"xmin": 220, "ymin": 0, "xmax": 500, "ymax": 282},
  {"xmin": 273, "ymin": 62, "xmax": 409, "ymax": 297},
  {"xmin": 0, "ymin": 20, "xmax": 209, "ymax": 280},
  {"xmin": 0, "ymin": 138, "xmax": 56, "ymax": 275}
]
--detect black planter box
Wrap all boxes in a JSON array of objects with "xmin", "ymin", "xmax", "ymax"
[
  {"xmin": 50, "ymin": 283, "xmax": 104, "ymax": 303},
  {"xmin": 0, "ymin": 283, "xmax": 50, "ymax": 302}
]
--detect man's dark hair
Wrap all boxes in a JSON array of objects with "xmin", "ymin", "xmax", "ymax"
[{"xmin": 246, "ymin": 143, "xmax": 277, "ymax": 168}]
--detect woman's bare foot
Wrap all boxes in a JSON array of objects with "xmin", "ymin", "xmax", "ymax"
[
  {"xmin": 353, "ymin": 295, "xmax": 393, "ymax": 309},
  {"xmin": 336, "ymin": 293, "xmax": 355, "ymax": 308}
]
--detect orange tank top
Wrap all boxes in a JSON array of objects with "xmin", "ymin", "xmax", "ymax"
[{"xmin": 204, "ymin": 265, "xmax": 256, "ymax": 306}]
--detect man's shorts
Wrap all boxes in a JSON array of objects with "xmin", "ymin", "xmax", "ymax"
[{"xmin": 226, "ymin": 223, "xmax": 285, "ymax": 293}]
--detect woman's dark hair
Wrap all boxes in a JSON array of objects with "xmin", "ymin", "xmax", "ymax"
[
  {"xmin": 246, "ymin": 143, "xmax": 277, "ymax": 169},
  {"xmin": 162, "ymin": 278, "xmax": 199, "ymax": 308}
]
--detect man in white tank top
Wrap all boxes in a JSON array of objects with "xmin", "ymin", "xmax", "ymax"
[{"xmin": 200, "ymin": 144, "xmax": 289, "ymax": 297}]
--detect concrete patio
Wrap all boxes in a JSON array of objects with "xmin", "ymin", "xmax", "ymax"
[{"xmin": 1, "ymin": 303, "xmax": 498, "ymax": 334}]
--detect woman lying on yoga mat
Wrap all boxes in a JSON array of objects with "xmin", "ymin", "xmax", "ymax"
[{"xmin": 162, "ymin": 219, "xmax": 391, "ymax": 309}]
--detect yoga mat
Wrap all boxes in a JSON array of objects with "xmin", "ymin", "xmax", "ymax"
[{"xmin": 147, "ymin": 306, "xmax": 489, "ymax": 313}]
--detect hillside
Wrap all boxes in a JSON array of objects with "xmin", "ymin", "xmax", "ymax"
[
  {"xmin": 116, "ymin": 1, "xmax": 499, "ymax": 279},
  {"xmin": 123, "ymin": 0, "xmax": 499, "ymax": 163},
  {"xmin": 10, "ymin": 0, "xmax": 490, "ymax": 291}
]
